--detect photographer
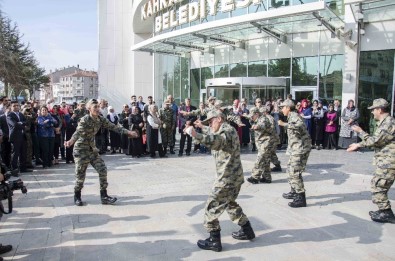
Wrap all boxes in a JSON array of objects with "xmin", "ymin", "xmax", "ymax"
[{"xmin": 0, "ymin": 130, "xmax": 13, "ymax": 260}]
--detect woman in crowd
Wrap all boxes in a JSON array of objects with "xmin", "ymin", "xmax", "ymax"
[
  {"xmin": 239, "ymin": 102, "xmax": 250, "ymax": 147},
  {"xmin": 147, "ymin": 104, "xmax": 165, "ymax": 158},
  {"xmin": 338, "ymin": 99, "xmax": 360, "ymax": 149},
  {"xmin": 37, "ymin": 106, "xmax": 57, "ymax": 168},
  {"xmin": 311, "ymin": 100, "xmax": 324, "ymax": 149},
  {"xmin": 106, "ymin": 106, "xmax": 121, "ymax": 154},
  {"xmin": 299, "ymin": 99, "xmax": 313, "ymax": 136},
  {"xmin": 51, "ymin": 105, "xmax": 62, "ymax": 165},
  {"xmin": 128, "ymin": 106, "xmax": 144, "ymax": 158},
  {"xmin": 119, "ymin": 104, "xmax": 131, "ymax": 154},
  {"xmin": 324, "ymin": 103, "xmax": 338, "ymax": 150},
  {"xmin": 64, "ymin": 106, "xmax": 77, "ymax": 163}
]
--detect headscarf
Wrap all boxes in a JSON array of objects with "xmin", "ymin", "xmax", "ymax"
[{"xmin": 108, "ymin": 106, "xmax": 117, "ymax": 122}]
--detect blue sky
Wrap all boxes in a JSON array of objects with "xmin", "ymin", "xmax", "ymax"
[{"xmin": 1, "ymin": 0, "xmax": 97, "ymax": 73}]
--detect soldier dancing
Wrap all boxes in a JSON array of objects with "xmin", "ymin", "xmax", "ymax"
[
  {"xmin": 185, "ymin": 110, "xmax": 255, "ymax": 252},
  {"xmin": 65, "ymin": 99, "xmax": 137, "ymax": 206},
  {"xmin": 348, "ymin": 98, "xmax": 395, "ymax": 224},
  {"xmin": 278, "ymin": 100, "xmax": 312, "ymax": 208},
  {"xmin": 159, "ymin": 99, "xmax": 174, "ymax": 155},
  {"xmin": 246, "ymin": 107, "xmax": 275, "ymax": 184}
]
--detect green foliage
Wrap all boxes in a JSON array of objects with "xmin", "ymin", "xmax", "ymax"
[{"xmin": 0, "ymin": 11, "xmax": 49, "ymax": 98}]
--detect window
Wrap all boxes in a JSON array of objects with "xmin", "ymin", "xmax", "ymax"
[
  {"xmin": 268, "ymin": 58, "xmax": 290, "ymax": 77},
  {"xmin": 230, "ymin": 63, "xmax": 247, "ymax": 77},
  {"xmin": 319, "ymin": 54, "xmax": 344, "ymax": 101},
  {"xmin": 292, "ymin": 56, "xmax": 318, "ymax": 86},
  {"xmin": 248, "ymin": 61, "xmax": 267, "ymax": 77}
]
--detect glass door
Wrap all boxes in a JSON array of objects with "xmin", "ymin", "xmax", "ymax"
[{"xmin": 292, "ymin": 87, "xmax": 317, "ymax": 102}]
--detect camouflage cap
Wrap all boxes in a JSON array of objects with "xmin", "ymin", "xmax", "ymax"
[
  {"xmin": 278, "ymin": 100, "xmax": 295, "ymax": 108},
  {"xmin": 259, "ymin": 106, "xmax": 268, "ymax": 114},
  {"xmin": 79, "ymin": 100, "xmax": 86, "ymax": 104},
  {"xmin": 214, "ymin": 100, "xmax": 224, "ymax": 109},
  {"xmin": 201, "ymin": 110, "xmax": 223, "ymax": 125},
  {"xmin": 164, "ymin": 99, "xmax": 171, "ymax": 105},
  {"xmin": 208, "ymin": 96, "xmax": 216, "ymax": 101},
  {"xmin": 248, "ymin": 107, "xmax": 261, "ymax": 118},
  {"xmin": 367, "ymin": 98, "xmax": 389, "ymax": 110}
]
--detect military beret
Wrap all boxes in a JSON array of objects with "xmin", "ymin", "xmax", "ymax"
[{"xmin": 367, "ymin": 98, "xmax": 389, "ymax": 110}]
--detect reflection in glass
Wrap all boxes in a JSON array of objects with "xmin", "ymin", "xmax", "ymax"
[
  {"xmin": 248, "ymin": 61, "xmax": 267, "ymax": 77},
  {"xmin": 207, "ymin": 87, "xmax": 239, "ymax": 105},
  {"xmin": 268, "ymin": 58, "xmax": 291, "ymax": 77},
  {"xmin": 215, "ymin": 65, "xmax": 229, "ymax": 78},
  {"xmin": 359, "ymin": 50, "xmax": 394, "ymax": 130},
  {"xmin": 190, "ymin": 68, "xmax": 200, "ymax": 104},
  {"xmin": 201, "ymin": 67, "xmax": 214, "ymax": 89},
  {"xmin": 230, "ymin": 63, "xmax": 247, "ymax": 77},
  {"xmin": 319, "ymin": 54, "xmax": 343, "ymax": 101},
  {"xmin": 292, "ymin": 56, "xmax": 318, "ymax": 86}
]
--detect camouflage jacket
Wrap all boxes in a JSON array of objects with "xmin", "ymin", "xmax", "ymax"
[
  {"xmin": 194, "ymin": 123, "xmax": 244, "ymax": 187},
  {"xmin": 159, "ymin": 107, "xmax": 174, "ymax": 129},
  {"xmin": 71, "ymin": 114, "xmax": 128, "ymax": 151},
  {"xmin": 284, "ymin": 111, "xmax": 312, "ymax": 155},
  {"xmin": 266, "ymin": 114, "xmax": 280, "ymax": 145},
  {"xmin": 73, "ymin": 109, "xmax": 88, "ymax": 123},
  {"xmin": 358, "ymin": 115, "xmax": 395, "ymax": 169},
  {"xmin": 251, "ymin": 115, "xmax": 273, "ymax": 146},
  {"xmin": 222, "ymin": 107, "xmax": 243, "ymax": 126}
]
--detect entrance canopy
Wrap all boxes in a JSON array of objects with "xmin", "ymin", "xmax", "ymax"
[
  {"xmin": 346, "ymin": 0, "xmax": 395, "ymax": 23},
  {"xmin": 132, "ymin": 1, "xmax": 345, "ymax": 55}
]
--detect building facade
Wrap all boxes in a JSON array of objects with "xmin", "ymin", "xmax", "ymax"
[{"xmin": 98, "ymin": 0, "xmax": 395, "ymax": 128}]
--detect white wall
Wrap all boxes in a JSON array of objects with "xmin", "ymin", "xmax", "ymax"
[{"xmin": 98, "ymin": 0, "xmax": 153, "ymax": 111}]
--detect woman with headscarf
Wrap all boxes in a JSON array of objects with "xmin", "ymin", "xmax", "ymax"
[
  {"xmin": 128, "ymin": 106, "xmax": 144, "ymax": 157},
  {"xmin": 311, "ymin": 100, "xmax": 324, "ymax": 149},
  {"xmin": 323, "ymin": 103, "xmax": 338, "ymax": 150},
  {"xmin": 147, "ymin": 104, "xmax": 165, "ymax": 158},
  {"xmin": 299, "ymin": 99, "xmax": 313, "ymax": 136},
  {"xmin": 338, "ymin": 99, "xmax": 360, "ymax": 149},
  {"xmin": 119, "ymin": 104, "xmax": 131, "ymax": 154},
  {"xmin": 106, "ymin": 106, "xmax": 121, "ymax": 154}
]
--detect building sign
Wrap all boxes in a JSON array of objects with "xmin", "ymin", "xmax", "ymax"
[{"xmin": 141, "ymin": 0, "xmax": 263, "ymax": 33}]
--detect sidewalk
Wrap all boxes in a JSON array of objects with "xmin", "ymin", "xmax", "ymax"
[{"xmin": 0, "ymin": 147, "xmax": 394, "ymax": 261}]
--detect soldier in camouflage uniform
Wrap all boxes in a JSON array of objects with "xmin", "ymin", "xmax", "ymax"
[
  {"xmin": 263, "ymin": 105, "xmax": 282, "ymax": 172},
  {"xmin": 278, "ymin": 100, "xmax": 311, "ymax": 208},
  {"xmin": 65, "ymin": 99, "xmax": 137, "ymax": 206},
  {"xmin": 21, "ymin": 106, "xmax": 34, "ymax": 168},
  {"xmin": 185, "ymin": 110, "xmax": 255, "ymax": 252},
  {"xmin": 159, "ymin": 99, "xmax": 174, "ymax": 155},
  {"xmin": 250, "ymin": 98, "xmax": 264, "ymax": 152},
  {"xmin": 72, "ymin": 101, "xmax": 88, "ymax": 123},
  {"xmin": 246, "ymin": 107, "xmax": 275, "ymax": 184},
  {"xmin": 348, "ymin": 98, "xmax": 395, "ymax": 223}
]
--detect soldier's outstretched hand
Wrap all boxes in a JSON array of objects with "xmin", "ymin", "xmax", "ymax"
[
  {"xmin": 194, "ymin": 120, "xmax": 204, "ymax": 129},
  {"xmin": 347, "ymin": 143, "xmax": 361, "ymax": 152},
  {"xmin": 351, "ymin": 125, "xmax": 363, "ymax": 133},
  {"xmin": 127, "ymin": 130, "xmax": 139, "ymax": 138},
  {"xmin": 64, "ymin": 140, "xmax": 75, "ymax": 148},
  {"xmin": 184, "ymin": 126, "xmax": 197, "ymax": 138}
]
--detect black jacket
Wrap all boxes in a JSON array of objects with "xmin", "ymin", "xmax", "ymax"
[{"xmin": 6, "ymin": 111, "xmax": 26, "ymax": 142}]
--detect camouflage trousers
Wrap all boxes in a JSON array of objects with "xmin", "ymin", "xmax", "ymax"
[
  {"xmin": 25, "ymin": 132, "xmax": 33, "ymax": 166},
  {"xmin": 287, "ymin": 152, "xmax": 310, "ymax": 193},
  {"xmin": 204, "ymin": 185, "xmax": 249, "ymax": 232},
  {"xmin": 73, "ymin": 149, "xmax": 108, "ymax": 192},
  {"xmin": 270, "ymin": 146, "xmax": 281, "ymax": 166},
  {"xmin": 371, "ymin": 168, "xmax": 395, "ymax": 210},
  {"xmin": 251, "ymin": 146, "xmax": 271, "ymax": 181},
  {"xmin": 250, "ymin": 131, "xmax": 255, "ymax": 145},
  {"xmin": 161, "ymin": 127, "xmax": 174, "ymax": 148}
]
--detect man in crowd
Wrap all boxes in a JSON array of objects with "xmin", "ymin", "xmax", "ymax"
[
  {"xmin": 178, "ymin": 98, "xmax": 196, "ymax": 156},
  {"xmin": 167, "ymin": 95, "xmax": 178, "ymax": 153},
  {"xmin": 278, "ymin": 100, "xmax": 311, "ymax": 208},
  {"xmin": 7, "ymin": 101, "xmax": 32, "ymax": 173},
  {"xmin": 137, "ymin": 96, "xmax": 145, "ymax": 112},
  {"xmin": 347, "ymin": 98, "xmax": 395, "ymax": 224},
  {"xmin": 159, "ymin": 99, "xmax": 175, "ymax": 155}
]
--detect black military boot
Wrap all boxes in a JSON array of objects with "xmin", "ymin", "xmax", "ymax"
[
  {"xmin": 251, "ymin": 144, "xmax": 257, "ymax": 152},
  {"xmin": 370, "ymin": 209, "xmax": 395, "ymax": 224},
  {"xmin": 259, "ymin": 177, "xmax": 272, "ymax": 183},
  {"xmin": 197, "ymin": 230, "xmax": 222, "ymax": 252},
  {"xmin": 271, "ymin": 164, "xmax": 282, "ymax": 172},
  {"xmin": 100, "ymin": 190, "xmax": 117, "ymax": 205},
  {"xmin": 169, "ymin": 146, "xmax": 175, "ymax": 154},
  {"xmin": 288, "ymin": 192, "xmax": 307, "ymax": 208},
  {"xmin": 232, "ymin": 221, "xmax": 256, "ymax": 240},
  {"xmin": 247, "ymin": 177, "xmax": 260, "ymax": 184},
  {"xmin": 74, "ymin": 191, "xmax": 83, "ymax": 206},
  {"xmin": 0, "ymin": 244, "xmax": 12, "ymax": 255},
  {"xmin": 282, "ymin": 188, "xmax": 297, "ymax": 199}
]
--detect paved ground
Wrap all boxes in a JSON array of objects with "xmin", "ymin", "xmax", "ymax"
[{"xmin": 0, "ymin": 146, "xmax": 394, "ymax": 261}]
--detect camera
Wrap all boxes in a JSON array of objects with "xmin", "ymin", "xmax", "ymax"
[{"xmin": 0, "ymin": 167, "xmax": 27, "ymax": 214}]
